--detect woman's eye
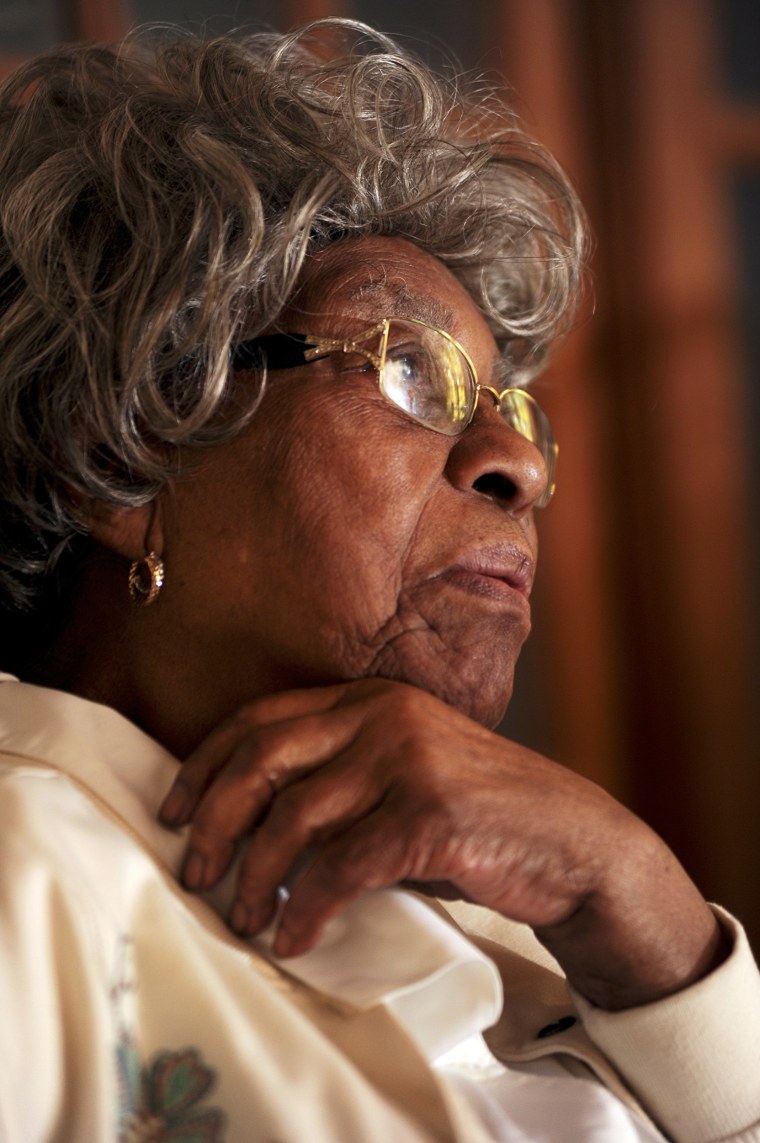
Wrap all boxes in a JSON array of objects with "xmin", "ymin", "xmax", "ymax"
[
  {"xmin": 334, "ymin": 351, "xmax": 375, "ymax": 375},
  {"xmin": 382, "ymin": 346, "xmax": 447, "ymax": 422},
  {"xmin": 385, "ymin": 344, "xmax": 433, "ymax": 385}
]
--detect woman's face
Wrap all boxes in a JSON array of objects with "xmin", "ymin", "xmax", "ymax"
[{"xmin": 156, "ymin": 237, "xmax": 549, "ymax": 730}]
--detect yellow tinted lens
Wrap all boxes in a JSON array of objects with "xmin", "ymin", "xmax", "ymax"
[
  {"xmin": 499, "ymin": 389, "xmax": 557, "ymax": 507},
  {"xmin": 380, "ymin": 320, "xmax": 474, "ymax": 435}
]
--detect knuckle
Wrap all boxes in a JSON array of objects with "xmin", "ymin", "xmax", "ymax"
[
  {"xmin": 379, "ymin": 686, "xmax": 442, "ymax": 745},
  {"xmin": 226, "ymin": 731, "xmax": 291, "ymax": 792}
]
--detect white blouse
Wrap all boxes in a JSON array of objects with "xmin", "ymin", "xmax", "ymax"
[{"xmin": 1, "ymin": 674, "xmax": 758, "ymax": 1141}]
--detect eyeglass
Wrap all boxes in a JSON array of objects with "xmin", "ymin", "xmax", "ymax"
[{"xmin": 231, "ymin": 317, "xmax": 557, "ymax": 507}]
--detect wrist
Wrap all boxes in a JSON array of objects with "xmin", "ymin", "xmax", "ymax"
[{"xmin": 535, "ymin": 838, "xmax": 729, "ymax": 1010}]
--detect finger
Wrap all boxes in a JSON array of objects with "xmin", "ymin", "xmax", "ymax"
[
  {"xmin": 181, "ymin": 711, "xmax": 365, "ymax": 890},
  {"xmin": 159, "ymin": 689, "xmax": 348, "ymax": 828},
  {"xmin": 159, "ymin": 683, "xmax": 353, "ymax": 827},
  {"xmin": 233, "ymin": 682, "xmax": 352, "ymax": 725},
  {"xmin": 227, "ymin": 755, "xmax": 385, "ymax": 936},
  {"xmin": 271, "ymin": 807, "xmax": 423, "ymax": 957},
  {"xmin": 159, "ymin": 714, "xmax": 252, "ymax": 826}
]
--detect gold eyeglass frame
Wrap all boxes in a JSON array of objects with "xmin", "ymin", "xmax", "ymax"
[{"xmin": 232, "ymin": 316, "xmax": 557, "ymax": 507}]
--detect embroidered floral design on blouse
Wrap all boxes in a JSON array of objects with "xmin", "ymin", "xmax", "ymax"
[
  {"xmin": 110, "ymin": 936, "xmax": 225, "ymax": 1139},
  {"xmin": 110, "ymin": 936, "xmax": 225, "ymax": 1140},
  {"xmin": 118, "ymin": 1044, "xmax": 226, "ymax": 1142}
]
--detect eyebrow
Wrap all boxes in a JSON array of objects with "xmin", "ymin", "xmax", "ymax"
[
  {"xmin": 234, "ymin": 262, "xmax": 511, "ymax": 382},
  {"xmin": 342, "ymin": 277, "xmax": 515, "ymax": 384},
  {"xmin": 340, "ymin": 275, "xmax": 457, "ymax": 333},
  {"xmin": 231, "ymin": 312, "xmax": 510, "ymax": 389}
]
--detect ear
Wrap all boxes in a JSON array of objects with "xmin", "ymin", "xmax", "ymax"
[{"xmin": 85, "ymin": 499, "xmax": 164, "ymax": 563}]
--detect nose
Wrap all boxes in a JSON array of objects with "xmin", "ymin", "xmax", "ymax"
[{"xmin": 444, "ymin": 400, "xmax": 550, "ymax": 515}]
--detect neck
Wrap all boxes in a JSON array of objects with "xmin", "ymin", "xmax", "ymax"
[{"xmin": 20, "ymin": 554, "xmax": 291, "ymax": 760}]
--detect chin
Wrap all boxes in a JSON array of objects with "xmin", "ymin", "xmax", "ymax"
[
  {"xmin": 374, "ymin": 656, "xmax": 516, "ymax": 729},
  {"xmin": 361, "ymin": 619, "xmax": 523, "ymax": 727},
  {"xmin": 441, "ymin": 677, "xmax": 515, "ymax": 729}
]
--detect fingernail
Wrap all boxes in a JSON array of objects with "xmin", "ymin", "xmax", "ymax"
[
  {"xmin": 182, "ymin": 849, "xmax": 206, "ymax": 890},
  {"xmin": 160, "ymin": 782, "xmax": 190, "ymax": 826},
  {"xmin": 230, "ymin": 900, "xmax": 251, "ymax": 935}
]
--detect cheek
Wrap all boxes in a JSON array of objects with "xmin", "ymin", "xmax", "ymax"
[
  {"xmin": 163, "ymin": 388, "xmax": 453, "ymax": 686},
  {"xmin": 235, "ymin": 407, "xmax": 447, "ymax": 658},
  {"xmin": 261, "ymin": 395, "xmax": 439, "ymax": 561},
  {"xmin": 273, "ymin": 433, "xmax": 437, "ymax": 613}
]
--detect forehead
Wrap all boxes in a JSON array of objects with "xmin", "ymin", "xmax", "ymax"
[{"xmin": 290, "ymin": 236, "xmax": 482, "ymax": 336}]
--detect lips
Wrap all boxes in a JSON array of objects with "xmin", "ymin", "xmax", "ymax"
[{"xmin": 435, "ymin": 542, "xmax": 535, "ymax": 607}]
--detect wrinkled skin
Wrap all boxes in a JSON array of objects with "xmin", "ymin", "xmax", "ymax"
[
  {"xmin": 135, "ymin": 237, "xmax": 546, "ymax": 741},
  {"xmin": 60, "ymin": 237, "xmax": 724, "ymax": 1010}
]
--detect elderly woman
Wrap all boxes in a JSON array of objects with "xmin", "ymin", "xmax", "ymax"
[{"xmin": 0, "ymin": 20, "xmax": 758, "ymax": 1143}]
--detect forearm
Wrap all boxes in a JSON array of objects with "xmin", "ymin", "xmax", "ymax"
[{"xmin": 535, "ymin": 829, "xmax": 730, "ymax": 1010}]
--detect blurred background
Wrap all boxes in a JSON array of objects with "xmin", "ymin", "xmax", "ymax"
[{"xmin": 1, "ymin": 0, "xmax": 758, "ymax": 946}]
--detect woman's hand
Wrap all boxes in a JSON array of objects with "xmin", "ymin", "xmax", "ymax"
[{"xmin": 159, "ymin": 678, "xmax": 726, "ymax": 1010}]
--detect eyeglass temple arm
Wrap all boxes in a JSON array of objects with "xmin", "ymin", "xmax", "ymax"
[
  {"xmin": 231, "ymin": 324, "xmax": 386, "ymax": 372},
  {"xmin": 231, "ymin": 333, "xmax": 315, "ymax": 371}
]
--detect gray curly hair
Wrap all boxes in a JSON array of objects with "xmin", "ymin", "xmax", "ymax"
[{"xmin": 0, "ymin": 18, "xmax": 586, "ymax": 644}]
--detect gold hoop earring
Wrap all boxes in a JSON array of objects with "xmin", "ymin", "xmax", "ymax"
[{"xmin": 128, "ymin": 551, "xmax": 165, "ymax": 606}]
